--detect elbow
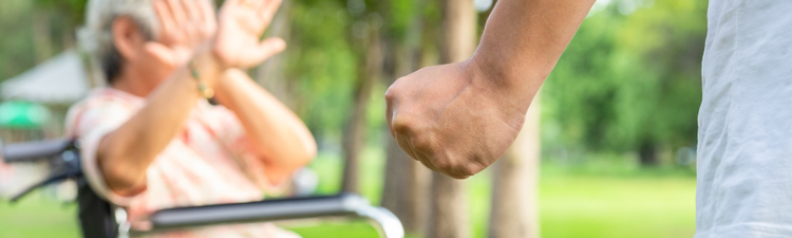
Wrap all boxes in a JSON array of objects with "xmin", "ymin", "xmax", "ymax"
[
  {"xmin": 263, "ymin": 139, "xmax": 316, "ymax": 185},
  {"xmin": 266, "ymin": 134, "xmax": 316, "ymax": 172},
  {"xmin": 104, "ymin": 166, "xmax": 146, "ymax": 196},
  {"xmin": 286, "ymin": 134, "xmax": 317, "ymax": 170},
  {"xmin": 98, "ymin": 152, "xmax": 148, "ymax": 197},
  {"xmin": 295, "ymin": 136, "xmax": 317, "ymax": 167}
]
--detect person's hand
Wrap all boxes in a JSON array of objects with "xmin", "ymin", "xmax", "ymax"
[
  {"xmin": 385, "ymin": 61, "xmax": 529, "ymax": 179},
  {"xmin": 146, "ymin": 0, "xmax": 217, "ymax": 68},
  {"xmin": 213, "ymin": 0, "xmax": 286, "ymax": 68}
]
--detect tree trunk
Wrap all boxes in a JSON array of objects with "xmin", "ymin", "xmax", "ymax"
[
  {"xmin": 342, "ymin": 16, "xmax": 383, "ymax": 193},
  {"xmin": 489, "ymin": 96, "xmax": 541, "ymax": 238},
  {"xmin": 428, "ymin": 0, "xmax": 476, "ymax": 238},
  {"xmin": 381, "ymin": 9, "xmax": 431, "ymax": 233},
  {"xmin": 381, "ymin": 135, "xmax": 431, "ymax": 234},
  {"xmin": 32, "ymin": 10, "xmax": 53, "ymax": 63},
  {"xmin": 639, "ymin": 141, "xmax": 659, "ymax": 167}
]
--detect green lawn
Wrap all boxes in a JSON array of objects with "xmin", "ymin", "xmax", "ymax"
[{"xmin": 540, "ymin": 176, "xmax": 695, "ymax": 238}]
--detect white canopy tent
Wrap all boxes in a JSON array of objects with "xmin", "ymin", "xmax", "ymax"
[{"xmin": 0, "ymin": 50, "xmax": 95, "ymax": 104}]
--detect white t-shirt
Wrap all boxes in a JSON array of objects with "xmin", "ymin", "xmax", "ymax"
[{"xmin": 697, "ymin": 0, "xmax": 792, "ymax": 237}]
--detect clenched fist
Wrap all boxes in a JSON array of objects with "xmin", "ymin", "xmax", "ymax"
[{"xmin": 385, "ymin": 60, "xmax": 531, "ymax": 179}]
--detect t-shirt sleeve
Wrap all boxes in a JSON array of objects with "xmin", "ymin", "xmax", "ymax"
[{"xmin": 65, "ymin": 99, "xmax": 140, "ymax": 206}]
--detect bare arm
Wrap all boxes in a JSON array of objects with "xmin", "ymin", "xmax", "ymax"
[
  {"xmin": 473, "ymin": 0, "xmax": 596, "ymax": 107},
  {"xmin": 213, "ymin": 69, "xmax": 316, "ymax": 185},
  {"xmin": 385, "ymin": 0, "xmax": 596, "ymax": 178},
  {"xmin": 98, "ymin": 53, "xmax": 222, "ymax": 196}
]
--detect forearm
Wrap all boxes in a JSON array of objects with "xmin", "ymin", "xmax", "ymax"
[
  {"xmin": 98, "ymin": 52, "xmax": 222, "ymax": 194},
  {"xmin": 471, "ymin": 0, "xmax": 595, "ymax": 106},
  {"xmin": 213, "ymin": 69, "xmax": 316, "ymax": 184}
]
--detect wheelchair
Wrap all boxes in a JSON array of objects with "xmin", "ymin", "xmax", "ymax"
[{"xmin": 1, "ymin": 138, "xmax": 404, "ymax": 238}]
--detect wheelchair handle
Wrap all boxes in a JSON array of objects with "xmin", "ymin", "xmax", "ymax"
[
  {"xmin": 134, "ymin": 193, "xmax": 404, "ymax": 238},
  {"xmin": 1, "ymin": 139, "xmax": 83, "ymax": 203},
  {"xmin": 1, "ymin": 138, "xmax": 74, "ymax": 163}
]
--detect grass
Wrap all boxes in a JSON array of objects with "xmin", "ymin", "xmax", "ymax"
[
  {"xmin": 0, "ymin": 148, "xmax": 696, "ymax": 238},
  {"xmin": 0, "ymin": 193, "xmax": 81, "ymax": 238},
  {"xmin": 540, "ymin": 176, "xmax": 695, "ymax": 238}
]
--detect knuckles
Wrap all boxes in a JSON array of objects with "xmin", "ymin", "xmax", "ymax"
[
  {"xmin": 390, "ymin": 115, "xmax": 415, "ymax": 136},
  {"xmin": 384, "ymin": 80, "xmax": 404, "ymax": 104},
  {"xmin": 432, "ymin": 157, "xmax": 473, "ymax": 179},
  {"xmin": 432, "ymin": 153, "xmax": 487, "ymax": 180}
]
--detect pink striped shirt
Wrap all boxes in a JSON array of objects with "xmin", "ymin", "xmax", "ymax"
[{"xmin": 65, "ymin": 88, "xmax": 300, "ymax": 238}]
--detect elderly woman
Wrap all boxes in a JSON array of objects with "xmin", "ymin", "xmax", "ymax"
[{"xmin": 65, "ymin": 0, "xmax": 316, "ymax": 236}]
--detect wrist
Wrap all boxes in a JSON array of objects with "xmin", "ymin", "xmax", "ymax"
[
  {"xmin": 464, "ymin": 56, "xmax": 535, "ymax": 117},
  {"xmin": 190, "ymin": 49, "xmax": 225, "ymax": 89},
  {"xmin": 468, "ymin": 52, "xmax": 543, "ymax": 113},
  {"xmin": 212, "ymin": 68, "xmax": 253, "ymax": 106}
]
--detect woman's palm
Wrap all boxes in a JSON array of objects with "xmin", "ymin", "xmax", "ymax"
[{"xmin": 214, "ymin": 0, "xmax": 286, "ymax": 68}]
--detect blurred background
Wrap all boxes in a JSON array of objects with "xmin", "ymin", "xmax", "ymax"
[{"xmin": 0, "ymin": 0, "xmax": 705, "ymax": 237}]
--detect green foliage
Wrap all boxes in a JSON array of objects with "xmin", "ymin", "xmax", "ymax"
[
  {"xmin": 543, "ymin": 0, "xmax": 707, "ymax": 157},
  {"xmin": 33, "ymin": 0, "xmax": 88, "ymax": 24},
  {"xmin": 0, "ymin": 0, "xmax": 84, "ymax": 83},
  {"xmin": 285, "ymin": 0, "xmax": 358, "ymax": 143},
  {"xmin": 0, "ymin": 1, "xmax": 39, "ymax": 82}
]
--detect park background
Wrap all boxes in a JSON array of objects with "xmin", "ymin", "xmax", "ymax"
[{"xmin": 0, "ymin": 0, "xmax": 705, "ymax": 237}]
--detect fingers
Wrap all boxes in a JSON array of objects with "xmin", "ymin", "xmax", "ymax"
[
  {"xmin": 235, "ymin": 37, "xmax": 286, "ymax": 67},
  {"xmin": 179, "ymin": 0, "xmax": 202, "ymax": 42},
  {"xmin": 144, "ymin": 42, "xmax": 177, "ymax": 67},
  {"xmin": 385, "ymin": 81, "xmax": 403, "ymax": 138},
  {"xmin": 180, "ymin": 0, "xmax": 201, "ymax": 20},
  {"xmin": 244, "ymin": 0, "xmax": 265, "ymax": 9},
  {"xmin": 395, "ymin": 133, "xmax": 420, "ymax": 162},
  {"xmin": 197, "ymin": 0, "xmax": 217, "ymax": 35},
  {"xmin": 385, "ymin": 98, "xmax": 395, "ymax": 137},
  {"xmin": 236, "ymin": 0, "xmax": 283, "ymax": 34},
  {"xmin": 258, "ymin": 0, "xmax": 282, "ymax": 23},
  {"xmin": 154, "ymin": 0, "xmax": 176, "ymax": 39},
  {"xmin": 158, "ymin": 0, "xmax": 216, "ymax": 46},
  {"xmin": 166, "ymin": 0, "xmax": 188, "ymax": 28},
  {"xmin": 396, "ymin": 132, "xmax": 440, "ymax": 173}
]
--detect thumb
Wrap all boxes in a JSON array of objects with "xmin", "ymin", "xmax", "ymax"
[
  {"xmin": 238, "ymin": 37, "xmax": 287, "ymax": 67},
  {"xmin": 144, "ymin": 42, "xmax": 177, "ymax": 67}
]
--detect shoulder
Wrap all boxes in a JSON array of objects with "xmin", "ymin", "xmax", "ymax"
[
  {"xmin": 68, "ymin": 88, "xmax": 143, "ymax": 112},
  {"xmin": 64, "ymin": 88, "xmax": 144, "ymax": 136}
]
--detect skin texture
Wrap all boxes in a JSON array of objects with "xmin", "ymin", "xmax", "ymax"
[
  {"xmin": 97, "ymin": 0, "xmax": 315, "ymax": 196},
  {"xmin": 385, "ymin": 0, "xmax": 597, "ymax": 179}
]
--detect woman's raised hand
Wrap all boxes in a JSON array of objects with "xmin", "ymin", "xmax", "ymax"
[
  {"xmin": 213, "ymin": 0, "xmax": 286, "ymax": 69},
  {"xmin": 146, "ymin": 0, "xmax": 217, "ymax": 68}
]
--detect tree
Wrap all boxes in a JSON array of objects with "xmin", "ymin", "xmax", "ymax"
[
  {"xmin": 341, "ymin": 0, "xmax": 386, "ymax": 193},
  {"xmin": 427, "ymin": 0, "xmax": 476, "ymax": 237},
  {"xmin": 542, "ymin": 0, "xmax": 706, "ymax": 166},
  {"xmin": 489, "ymin": 96, "xmax": 541, "ymax": 238},
  {"xmin": 380, "ymin": 0, "xmax": 434, "ymax": 234}
]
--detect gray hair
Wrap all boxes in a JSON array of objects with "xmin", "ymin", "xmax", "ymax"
[{"xmin": 84, "ymin": 0, "xmax": 160, "ymax": 84}]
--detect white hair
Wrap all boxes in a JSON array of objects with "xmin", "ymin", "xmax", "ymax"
[{"xmin": 83, "ymin": 0, "xmax": 160, "ymax": 83}]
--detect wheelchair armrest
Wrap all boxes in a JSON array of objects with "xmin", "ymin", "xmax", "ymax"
[
  {"xmin": 1, "ymin": 139, "xmax": 73, "ymax": 163},
  {"xmin": 133, "ymin": 193, "xmax": 404, "ymax": 238}
]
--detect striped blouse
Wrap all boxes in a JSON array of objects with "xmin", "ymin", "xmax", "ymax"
[{"xmin": 65, "ymin": 88, "xmax": 300, "ymax": 238}]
